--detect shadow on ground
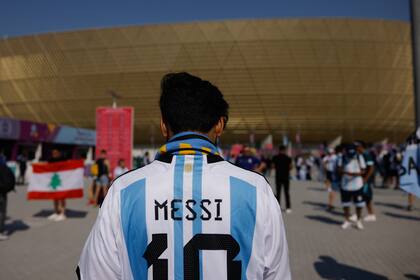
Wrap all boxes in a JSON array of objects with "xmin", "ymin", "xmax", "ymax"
[
  {"xmin": 375, "ymin": 202, "xmax": 406, "ymax": 210},
  {"xmin": 305, "ymin": 215, "xmax": 342, "ymax": 225},
  {"xmin": 4, "ymin": 219, "xmax": 30, "ymax": 235},
  {"xmin": 303, "ymin": 200, "xmax": 329, "ymax": 208},
  {"xmin": 314, "ymin": 255, "xmax": 388, "ymax": 280},
  {"xmin": 33, "ymin": 209, "xmax": 88, "ymax": 218},
  {"xmin": 307, "ymin": 187, "xmax": 326, "ymax": 192},
  {"xmin": 405, "ymin": 274, "xmax": 420, "ymax": 280},
  {"xmin": 383, "ymin": 212, "xmax": 420, "ymax": 222},
  {"xmin": 303, "ymin": 201, "xmax": 343, "ymax": 217}
]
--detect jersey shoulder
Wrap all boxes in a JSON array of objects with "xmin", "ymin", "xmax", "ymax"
[
  {"xmin": 110, "ymin": 160, "xmax": 170, "ymax": 192},
  {"xmin": 218, "ymin": 161, "xmax": 271, "ymax": 190}
]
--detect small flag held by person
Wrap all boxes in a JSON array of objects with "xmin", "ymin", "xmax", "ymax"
[{"xmin": 28, "ymin": 160, "xmax": 84, "ymax": 200}]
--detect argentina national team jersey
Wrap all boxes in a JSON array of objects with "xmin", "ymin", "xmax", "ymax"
[{"xmin": 78, "ymin": 134, "xmax": 290, "ymax": 280}]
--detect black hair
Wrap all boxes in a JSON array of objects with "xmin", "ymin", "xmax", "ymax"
[
  {"xmin": 279, "ymin": 145, "xmax": 286, "ymax": 151},
  {"xmin": 343, "ymin": 143, "xmax": 357, "ymax": 157},
  {"xmin": 159, "ymin": 72, "xmax": 229, "ymax": 134},
  {"xmin": 335, "ymin": 145, "xmax": 343, "ymax": 153}
]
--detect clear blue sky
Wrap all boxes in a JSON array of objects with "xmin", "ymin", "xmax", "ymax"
[{"xmin": 0, "ymin": 0, "xmax": 411, "ymax": 38}]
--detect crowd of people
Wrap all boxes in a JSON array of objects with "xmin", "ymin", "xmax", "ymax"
[
  {"xmin": 228, "ymin": 145, "xmax": 294, "ymax": 213},
  {"xmin": 0, "ymin": 136, "xmax": 415, "ymax": 242},
  {"xmin": 94, "ymin": 140, "xmax": 402, "ymax": 225},
  {"xmin": 86, "ymin": 149, "xmax": 130, "ymax": 208},
  {"xmin": 223, "ymin": 139, "xmax": 415, "ymax": 230}
]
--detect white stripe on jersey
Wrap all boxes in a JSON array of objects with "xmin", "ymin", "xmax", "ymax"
[
  {"xmin": 182, "ymin": 156, "xmax": 195, "ymax": 276},
  {"xmin": 145, "ymin": 160, "xmax": 175, "ymax": 280},
  {"xmin": 78, "ymin": 155, "xmax": 291, "ymax": 280},
  {"xmin": 201, "ymin": 159, "xmax": 230, "ymax": 279}
]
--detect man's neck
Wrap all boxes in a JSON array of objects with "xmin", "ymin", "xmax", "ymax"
[{"xmin": 168, "ymin": 130, "xmax": 217, "ymax": 143}]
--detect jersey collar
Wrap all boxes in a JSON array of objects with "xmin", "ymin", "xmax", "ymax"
[{"xmin": 155, "ymin": 132, "xmax": 223, "ymax": 163}]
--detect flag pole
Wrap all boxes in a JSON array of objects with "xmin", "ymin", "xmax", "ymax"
[{"xmin": 410, "ymin": 0, "xmax": 420, "ymax": 128}]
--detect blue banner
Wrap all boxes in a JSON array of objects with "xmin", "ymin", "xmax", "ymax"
[
  {"xmin": 400, "ymin": 144, "xmax": 420, "ymax": 198},
  {"xmin": 53, "ymin": 126, "xmax": 96, "ymax": 146}
]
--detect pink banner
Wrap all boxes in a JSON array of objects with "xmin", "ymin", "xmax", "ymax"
[{"xmin": 96, "ymin": 107, "xmax": 134, "ymax": 174}]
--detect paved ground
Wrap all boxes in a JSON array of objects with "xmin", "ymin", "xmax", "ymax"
[{"xmin": 1, "ymin": 177, "xmax": 420, "ymax": 279}]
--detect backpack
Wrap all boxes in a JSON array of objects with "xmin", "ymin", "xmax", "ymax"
[
  {"xmin": 90, "ymin": 163, "xmax": 98, "ymax": 176},
  {"xmin": 0, "ymin": 164, "xmax": 16, "ymax": 194}
]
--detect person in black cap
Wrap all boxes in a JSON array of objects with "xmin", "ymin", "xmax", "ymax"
[{"xmin": 338, "ymin": 144, "xmax": 367, "ymax": 230}]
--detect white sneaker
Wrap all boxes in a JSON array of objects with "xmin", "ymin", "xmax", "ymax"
[
  {"xmin": 341, "ymin": 220, "xmax": 351, "ymax": 230},
  {"xmin": 47, "ymin": 213, "xmax": 58, "ymax": 220},
  {"xmin": 363, "ymin": 215, "xmax": 376, "ymax": 222},
  {"xmin": 286, "ymin": 209, "xmax": 292, "ymax": 214},
  {"xmin": 0, "ymin": 233, "xmax": 9, "ymax": 241},
  {"xmin": 356, "ymin": 220, "xmax": 364, "ymax": 230},
  {"xmin": 349, "ymin": 214, "xmax": 357, "ymax": 222},
  {"xmin": 53, "ymin": 214, "xmax": 67, "ymax": 222}
]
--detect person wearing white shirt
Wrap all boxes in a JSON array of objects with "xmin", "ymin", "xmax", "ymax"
[
  {"xmin": 338, "ymin": 144, "xmax": 367, "ymax": 230},
  {"xmin": 323, "ymin": 147, "xmax": 343, "ymax": 211},
  {"xmin": 77, "ymin": 72, "xmax": 291, "ymax": 280},
  {"xmin": 113, "ymin": 159, "xmax": 129, "ymax": 179}
]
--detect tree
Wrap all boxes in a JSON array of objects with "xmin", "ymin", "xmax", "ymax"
[{"xmin": 49, "ymin": 173, "xmax": 62, "ymax": 190}]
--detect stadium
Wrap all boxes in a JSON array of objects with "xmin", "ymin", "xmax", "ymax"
[
  {"xmin": 1, "ymin": 1, "xmax": 420, "ymax": 279},
  {"xmin": 0, "ymin": 18, "xmax": 414, "ymax": 145}
]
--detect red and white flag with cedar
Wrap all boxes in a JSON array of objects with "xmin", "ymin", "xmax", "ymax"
[{"xmin": 28, "ymin": 160, "xmax": 84, "ymax": 200}]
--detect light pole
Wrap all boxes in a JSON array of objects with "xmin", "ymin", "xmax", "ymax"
[{"xmin": 411, "ymin": 0, "xmax": 420, "ymax": 128}]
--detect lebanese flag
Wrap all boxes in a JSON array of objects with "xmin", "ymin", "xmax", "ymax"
[{"xmin": 28, "ymin": 160, "xmax": 84, "ymax": 200}]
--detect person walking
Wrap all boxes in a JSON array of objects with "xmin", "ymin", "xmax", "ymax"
[
  {"xmin": 78, "ymin": 72, "xmax": 291, "ymax": 279},
  {"xmin": 16, "ymin": 151, "xmax": 28, "ymax": 185},
  {"xmin": 143, "ymin": 151, "xmax": 151, "ymax": 165},
  {"xmin": 0, "ymin": 157, "xmax": 16, "ymax": 240},
  {"xmin": 323, "ymin": 148, "xmax": 341, "ymax": 211},
  {"xmin": 323, "ymin": 149, "xmax": 336, "ymax": 188},
  {"xmin": 338, "ymin": 144, "xmax": 367, "ymax": 230},
  {"xmin": 235, "ymin": 146, "xmax": 262, "ymax": 171},
  {"xmin": 113, "ymin": 159, "xmax": 128, "ymax": 179},
  {"xmin": 354, "ymin": 141, "xmax": 376, "ymax": 222},
  {"xmin": 94, "ymin": 149, "xmax": 110, "ymax": 206},
  {"xmin": 272, "ymin": 145, "xmax": 293, "ymax": 213}
]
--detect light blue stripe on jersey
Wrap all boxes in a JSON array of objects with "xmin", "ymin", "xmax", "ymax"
[
  {"xmin": 174, "ymin": 156, "xmax": 185, "ymax": 279},
  {"xmin": 120, "ymin": 179, "xmax": 147, "ymax": 280},
  {"xmin": 230, "ymin": 176, "xmax": 257, "ymax": 280},
  {"xmin": 192, "ymin": 155, "xmax": 203, "ymax": 279}
]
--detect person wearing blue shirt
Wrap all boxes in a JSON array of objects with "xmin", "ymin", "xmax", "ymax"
[{"xmin": 235, "ymin": 147, "xmax": 261, "ymax": 171}]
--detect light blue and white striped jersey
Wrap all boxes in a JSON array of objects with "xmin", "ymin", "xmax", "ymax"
[{"xmin": 78, "ymin": 152, "xmax": 290, "ymax": 279}]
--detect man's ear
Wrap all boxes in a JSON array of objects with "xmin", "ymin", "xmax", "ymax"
[
  {"xmin": 214, "ymin": 117, "xmax": 225, "ymax": 137},
  {"xmin": 160, "ymin": 118, "xmax": 169, "ymax": 139}
]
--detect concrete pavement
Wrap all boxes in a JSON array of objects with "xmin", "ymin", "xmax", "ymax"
[{"xmin": 1, "ymin": 178, "xmax": 419, "ymax": 279}]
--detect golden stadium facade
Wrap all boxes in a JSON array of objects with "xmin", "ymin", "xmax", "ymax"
[{"xmin": 0, "ymin": 19, "xmax": 414, "ymax": 144}]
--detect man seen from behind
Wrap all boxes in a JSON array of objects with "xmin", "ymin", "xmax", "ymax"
[{"xmin": 78, "ymin": 72, "xmax": 291, "ymax": 279}]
